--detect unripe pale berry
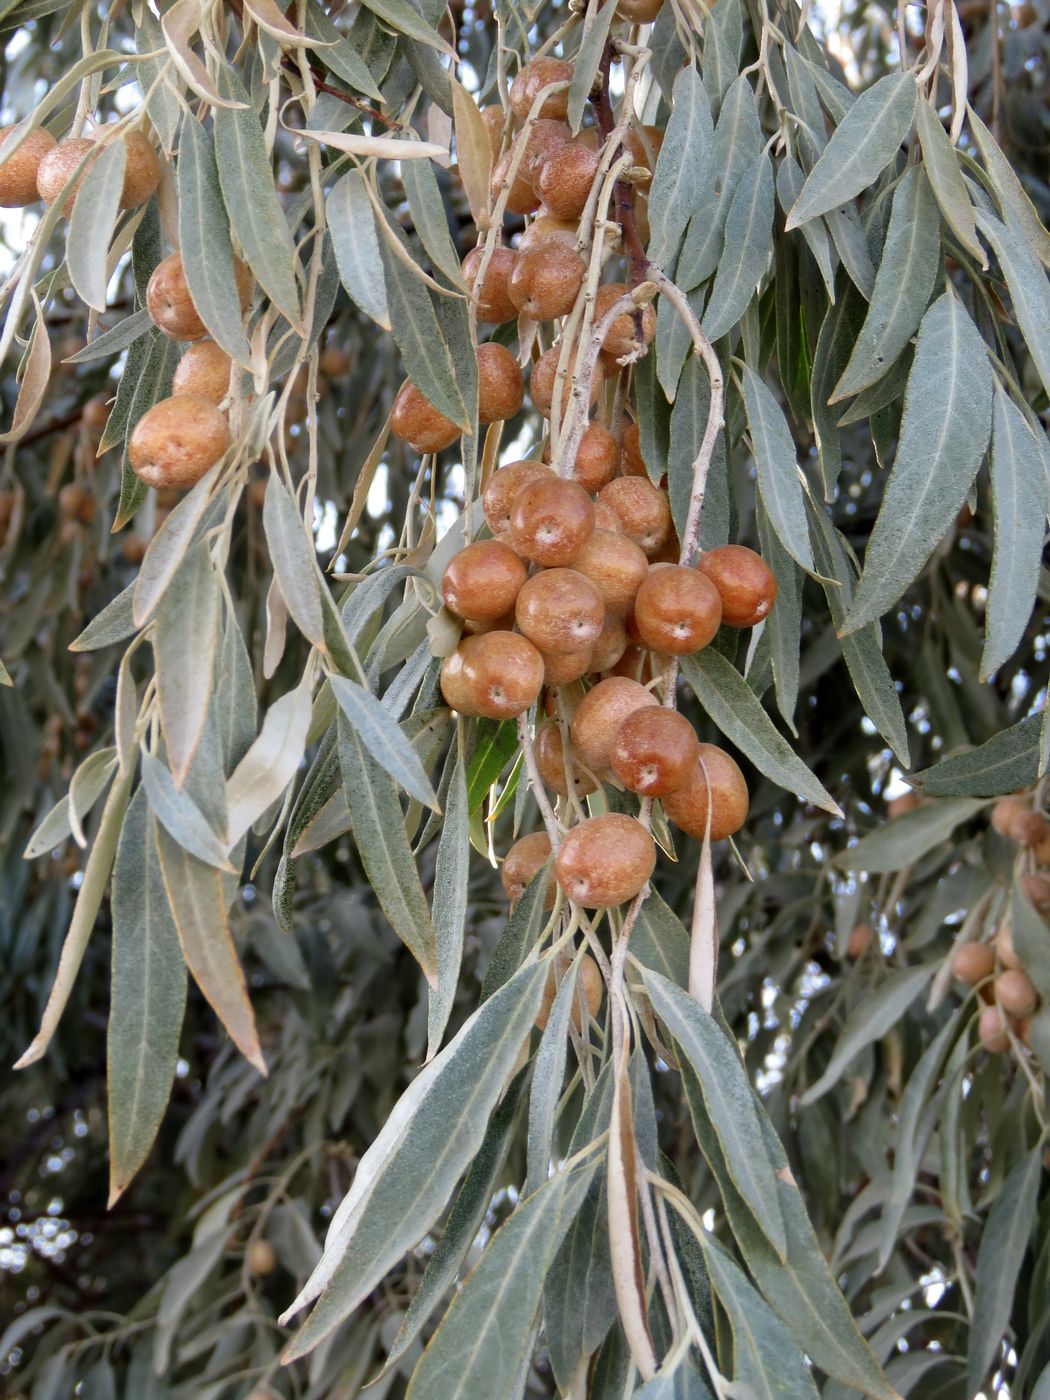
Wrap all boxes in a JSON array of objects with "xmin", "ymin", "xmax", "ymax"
[
  {"xmin": 477, "ymin": 341, "xmax": 525, "ymax": 424},
  {"xmin": 662, "ymin": 744, "xmax": 749, "ymax": 842},
  {"xmin": 590, "ymin": 612, "xmax": 628, "ymax": 672},
  {"xmin": 544, "ymin": 646, "xmax": 593, "ymax": 686},
  {"xmin": 610, "ymin": 706, "xmax": 699, "ymax": 797},
  {"xmin": 462, "ymin": 245, "xmax": 519, "ymax": 324},
  {"xmin": 597, "ymin": 477, "xmax": 672, "ymax": 556},
  {"xmin": 0, "ymin": 124, "xmax": 55, "ymax": 206},
  {"xmin": 502, "ymin": 830, "xmax": 555, "ymax": 906},
  {"xmin": 847, "ymin": 923, "xmax": 874, "ymax": 958},
  {"xmin": 594, "ymin": 283, "xmax": 656, "ymax": 360},
  {"xmin": 491, "ymin": 147, "xmax": 540, "ymax": 215},
  {"xmin": 509, "ymin": 242, "xmax": 585, "ymax": 321},
  {"xmin": 570, "ymin": 676, "xmax": 657, "ymax": 774},
  {"xmin": 147, "ymin": 251, "xmax": 252, "ymax": 342},
  {"xmin": 536, "ymin": 954, "xmax": 604, "ymax": 1031},
  {"xmin": 1021, "ymin": 873, "xmax": 1050, "ymax": 915},
  {"xmin": 518, "ymin": 213, "xmax": 579, "ymax": 252},
  {"xmin": 515, "ymin": 567, "xmax": 604, "ymax": 654},
  {"xmin": 509, "ymin": 476, "xmax": 594, "ymax": 566},
  {"xmin": 440, "ymin": 630, "xmax": 544, "ymax": 719},
  {"xmin": 696, "ymin": 545, "xmax": 778, "ymax": 627},
  {"xmin": 128, "ymin": 395, "xmax": 231, "ymax": 490},
  {"xmin": 482, "ymin": 459, "xmax": 553, "ymax": 538},
  {"xmin": 537, "ymin": 141, "xmax": 600, "ymax": 221},
  {"xmin": 952, "ymin": 942, "xmax": 995, "ymax": 986},
  {"xmin": 248, "ymin": 1240, "xmax": 278, "ymax": 1276},
  {"xmin": 442, "ymin": 540, "xmax": 527, "ymax": 621},
  {"xmin": 977, "ymin": 1004, "xmax": 1010, "ymax": 1053},
  {"xmin": 555, "ymin": 812, "xmax": 656, "ymax": 908},
  {"xmin": 391, "ymin": 379, "xmax": 460, "ymax": 454},
  {"xmin": 172, "ymin": 341, "xmax": 232, "ymax": 404},
  {"xmin": 536, "ymin": 721, "xmax": 597, "ymax": 798},
  {"xmin": 529, "ymin": 342, "xmax": 601, "ymax": 420},
  {"xmin": 997, "ymin": 969, "xmax": 1038, "ymax": 1018},
  {"xmin": 633, "ymin": 564, "xmax": 722, "ymax": 654},
  {"xmin": 509, "ymin": 57, "xmax": 574, "ymax": 123}
]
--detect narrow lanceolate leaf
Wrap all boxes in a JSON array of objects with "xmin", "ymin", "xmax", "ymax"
[
  {"xmin": 213, "ymin": 67, "xmax": 302, "ymax": 328},
  {"xmin": 776, "ymin": 157, "xmax": 835, "ymax": 297},
  {"xmin": 176, "ymin": 116, "xmax": 252, "ymax": 363},
  {"xmin": 402, "ymin": 155, "xmax": 464, "ymax": 289},
  {"xmin": 280, "ymin": 962, "xmax": 547, "ymax": 1357},
  {"xmin": 982, "ymin": 385, "xmax": 1046, "ymax": 677},
  {"xmin": 155, "ymin": 828, "xmax": 265, "ymax": 1073},
  {"xmin": 702, "ymin": 1245, "xmax": 819, "ymax": 1398},
  {"xmin": 702, "ymin": 0, "xmax": 743, "ymax": 116},
  {"xmin": 3, "ymin": 294, "xmax": 51, "ymax": 446},
  {"xmin": 107, "ymin": 792, "xmax": 187, "ymax": 1205},
  {"xmin": 24, "ymin": 749, "xmax": 117, "ymax": 859},
  {"xmin": 647, "ymin": 65, "xmax": 712, "ymax": 267},
  {"xmin": 451, "ymin": 77, "xmax": 492, "ymax": 228},
  {"xmin": 567, "ymin": 0, "xmax": 618, "ymax": 132},
  {"xmin": 329, "ymin": 675, "xmax": 438, "ymax": 810},
  {"xmin": 154, "ymin": 543, "xmax": 221, "ymax": 786},
  {"xmin": 133, "ymin": 464, "xmax": 221, "ymax": 627},
  {"xmin": 976, "ymin": 209, "xmax": 1050, "ymax": 407},
  {"xmin": 786, "ymin": 72, "xmax": 917, "ymax": 228},
  {"xmin": 689, "ymin": 825, "xmax": 717, "ymax": 1011},
  {"xmin": 1012, "ymin": 882, "xmax": 1050, "ymax": 1006},
  {"xmin": 262, "ymin": 477, "xmax": 325, "ymax": 648},
  {"xmin": 842, "ymin": 293, "xmax": 993, "ymax": 634},
  {"xmin": 914, "ymin": 714, "xmax": 1042, "ymax": 797},
  {"xmin": 380, "ymin": 236, "xmax": 469, "ymax": 431},
  {"xmin": 742, "ymin": 365, "xmax": 815, "ymax": 573},
  {"xmin": 427, "ymin": 752, "xmax": 469, "ymax": 1059},
  {"xmin": 643, "ymin": 969, "xmax": 788, "ymax": 1261},
  {"xmin": 838, "ymin": 797, "xmax": 984, "ymax": 872},
  {"xmin": 967, "ymin": 1145, "xmax": 1042, "ymax": 1394},
  {"xmin": 607, "ymin": 1067, "xmax": 657, "ymax": 1381},
  {"xmin": 66, "ymin": 138, "xmax": 125, "ymax": 312},
  {"xmin": 302, "ymin": 0, "xmax": 383, "ymax": 99},
  {"xmin": 328, "ymin": 173, "xmax": 390, "ymax": 330},
  {"xmin": 358, "ymin": 0, "xmax": 453, "ymax": 54},
  {"xmin": 800, "ymin": 964, "xmax": 935, "ymax": 1105},
  {"xmin": 914, "ymin": 99, "xmax": 983, "ymax": 266},
  {"xmin": 968, "ymin": 105, "xmax": 1050, "ymax": 268},
  {"xmin": 226, "ymin": 678, "xmax": 313, "ymax": 845},
  {"xmin": 525, "ymin": 963, "xmax": 579, "ymax": 1198},
  {"xmin": 406, "ymin": 1160, "xmax": 599, "ymax": 1400},
  {"xmin": 755, "ymin": 504, "xmax": 802, "ymax": 732},
  {"xmin": 679, "ymin": 649, "xmax": 842, "ymax": 816},
  {"xmin": 701, "ymin": 150, "xmax": 774, "ymax": 341},
  {"xmin": 480, "ymin": 863, "xmax": 552, "ymax": 1000},
  {"xmin": 832, "ymin": 166, "xmax": 941, "ymax": 401},
  {"xmin": 140, "ymin": 752, "xmax": 233, "ymax": 871},
  {"xmin": 337, "ymin": 709, "xmax": 438, "ymax": 985}
]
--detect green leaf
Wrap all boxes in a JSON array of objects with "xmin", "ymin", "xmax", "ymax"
[
  {"xmin": 329, "ymin": 674, "xmax": 438, "ymax": 809},
  {"xmin": 785, "ymin": 72, "xmax": 917, "ymax": 228},
  {"xmin": 741, "ymin": 364, "xmax": 815, "ymax": 573},
  {"xmin": 466, "ymin": 719, "xmax": 519, "ymax": 812},
  {"xmin": 405, "ymin": 1159, "xmax": 600, "ymax": 1400},
  {"xmin": 677, "ymin": 74, "xmax": 761, "ymax": 289},
  {"xmin": 426, "ymin": 749, "xmax": 469, "ymax": 1058},
  {"xmin": 838, "ymin": 796, "xmax": 984, "ymax": 873},
  {"xmin": 810, "ymin": 282, "xmax": 865, "ymax": 497},
  {"xmin": 669, "ymin": 357, "xmax": 729, "ymax": 551},
  {"xmin": 968, "ymin": 104, "xmax": 1050, "ymax": 269},
  {"xmin": 702, "ymin": 0, "xmax": 743, "ymax": 117},
  {"xmin": 755, "ymin": 500, "xmax": 802, "ymax": 732},
  {"xmin": 643, "ymin": 969, "xmax": 788, "ymax": 1260},
  {"xmin": 976, "ymin": 207, "xmax": 1050, "ymax": 409},
  {"xmin": 842, "ymin": 293, "xmax": 992, "ymax": 634},
  {"xmin": 982, "ymin": 384, "xmax": 1046, "ymax": 677},
  {"xmin": 799, "ymin": 964, "xmax": 935, "ymax": 1105},
  {"xmin": 776, "ymin": 157, "xmax": 835, "ymax": 298},
  {"xmin": 133, "ymin": 465, "xmax": 222, "ymax": 627},
  {"xmin": 632, "ymin": 889, "xmax": 691, "ymax": 989},
  {"xmin": 967, "ymin": 1144, "xmax": 1042, "ymax": 1394},
  {"xmin": 525, "ymin": 960, "xmax": 581, "ymax": 1197},
  {"xmin": 107, "ymin": 792, "xmax": 186, "ymax": 1205},
  {"xmin": 140, "ymin": 752, "xmax": 233, "ymax": 871},
  {"xmin": 154, "ymin": 543, "xmax": 221, "ymax": 786},
  {"xmin": 380, "ymin": 234, "xmax": 470, "ymax": 431},
  {"xmin": 262, "ymin": 477, "xmax": 326, "ymax": 653},
  {"xmin": 648, "ymin": 65, "xmax": 713, "ymax": 268},
  {"xmin": 702, "ymin": 150, "xmax": 774, "ymax": 341},
  {"xmin": 1011, "ymin": 882, "xmax": 1050, "ymax": 1006},
  {"xmin": 304, "ymin": 0, "xmax": 384, "ymax": 98},
  {"xmin": 702, "ymin": 1243, "xmax": 819, "ymax": 1397},
  {"xmin": 402, "ymin": 155, "xmax": 464, "ymax": 289},
  {"xmin": 481, "ymin": 861, "xmax": 552, "ymax": 999},
  {"xmin": 358, "ymin": 0, "xmax": 451, "ymax": 54},
  {"xmin": 69, "ymin": 582, "xmax": 137, "ymax": 652},
  {"xmin": 155, "ymin": 827, "xmax": 264, "ymax": 1073},
  {"xmin": 226, "ymin": 678, "xmax": 313, "ymax": 845},
  {"xmin": 213, "ymin": 66, "xmax": 302, "ymax": 327},
  {"xmin": 679, "ymin": 649, "xmax": 841, "ymax": 815},
  {"xmin": 176, "ymin": 116, "xmax": 253, "ymax": 364},
  {"xmin": 337, "ymin": 708, "xmax": 439, "ymax": 984},
  {"xmin": 914, "ymin": 714, "xmax": 1043, "ymax": 796},
  {"xmin": 914, "ymin": 100, "xmax": 983, "ymax": 265},
  {"xmin": 66, "ymin": 138, "xmax": 126, "ymax": 312},
  {"xmin": 24, "ymin": 749, "xmax": 117, "ymax": 859},
  {"xmin": 280, "ymin": 961, "xmax": 548, "ymax": 1358},
  {"xmin": 832, "ymin": 165, "xmax": 941, "ymax": 401},
  {"xmin": 567, "ymin": 0, "xmax": 618, "ymax": 132},
  {"xmin": 63, "ymin": 307, "xmax": 153, "ymax": 364}
]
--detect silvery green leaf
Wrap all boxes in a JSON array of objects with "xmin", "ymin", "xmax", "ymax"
[
  {"xmin": 976, "ymin": 208, "xmax": 1050, "ymax": 406},
  {"xmin": 133, "ymin": 464, "xmax": 222, "ymax": 627},
  {"xmin": 968, "ymin": 105, "xmax": 1050, "ymax": 268},
  {"xmin": 358, "ymin": 0, "xmax": 451, "ymax": 53},
  {"xmin": 755, "ymin": 501, "xmax": 802, "ymax": 733},
  {"xmin": 632, "ymin": 890, "xmax": 690, "ymax": 988},
  {"xmin": 1011, "ymin": 881, "xmax": 1050, "ymax": 1006},
  {"xmin": 702, "ymin": 0, "xmax": 743, "ymax": 117},
  {"xmin": 702, "ymin": 1244, "xmax": 818, "ymax": 1397},
  {"xmin": 303, "ymin": 0, "xmax": 384, "ymax": 97},
  {"xmin": 66, "ymin": 138, "xmax": 126, "ymax": 312},
  {"xmin": 154, "ymin": 543, "xmax": 221, "ymax": 786},
  {"xmin": 140, "ymin": 752, "xmax": 233, "ymax": 871},
  {"xmin": 216, "ymin": 611, "xmax": 257, "ymax": 773},
  {"xmin": 741, "ymin": 364, "xmax": 815, "ymax": 572},
  {"xmin": 135, "ymin": 9, "xmax": 182, "ymax": 147},
  {"xmin": 776, "ymin": 156, "xmax": 835, "ymax": 297},
  {"xmin": 810, "ymin": 284, "xmax": 866, "ymax": 498},
  {"xmin": 647, "ymin": 65, "xmax": 713, "ymax": 268},
  {"xmin": 401, "ymin": 155, "xmax": 463, "ymax": 288},
  {"xmin": 837, "ymin": 797, "xmax": 984, "ymax": 872},
  {"xmin": 701, "ymin": 149, "xmax": 774, "ymax": 341},
  {"xmin": 524, "ymin": 959, "xmax": 578, "ymax": 1197},
  {"xmin": 63, "ymin": 308, "xmax": 152, "ymax": 364},
  {"xmin": 567, "ymin": 0, "xmax": 618, "ymax": 132},
  {"xmin": 226, "ymin": 677, "xmax": 313, "ymax": 845},
  {"xmin": 824, "ymin": 202, "xmax": 877, "ymax": 300},
  {"xmin": 481, "ymin": 863, "xmax": 552, "ymax": 1000},
  {"xmin": 107, "ymin": 792, "xmax": 186, "ymax": 1205},
  {"xmin": 786, "ymin": 72, "xmax": 916, "ymax": 228},
  {"xmin": 843, "ymin": 293, "xmax": 992, "ymax": 633},
  {"xmin": 832, "ymin": 166, "xmax": 941, "ymax": 401},
  {"xmin": 24, "ymin": 748, "xmax": 117, "ymax": 859},
  {"xmin": 176, "ymin": 116, "xmax": 253, "ymax": 363},
  {"xmin": 70, "ymin": 581, "xmax": 137, "ymax": 652},
  {"xmin": 427, "ymin": 750, "xmax": 469, "ymax": 1058},
  {"xmin": 262, "ymin": 476, "xmax": 325, "ymax": 648},
  {"xmin": 914, "ymin": 99, "xmax": 983, "ymax": 265},
  {"xmin": 913, "ymin": 713, "xmax": 1042, "ymax": 796},
  {"xmin": 329, "ymin": 674, "xmax": 438, "ymax": 809},
  {"xmin": 380, "ymin": 235, "xmax": 470, "ymax": 432}
]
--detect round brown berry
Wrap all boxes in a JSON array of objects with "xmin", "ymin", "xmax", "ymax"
[
  {"xmin": 36, "ymin": 136, "xmax": 96, "ymax": 210},
  {"xmin": 502, "ymin": 830, "xmax": 555, "ymax": 906},
  {"xmin": 997, "ymin": 969, "xmax": 1038, "ymax": 1018},
  {"xmin": 480, "ymin": 104, "xmax": 506, "ymax": 159},
  {"xmin": 146, "ymin": 251, "xmax": 252, "ymax": 342},
  {"xmin": 128, "ymin": 395, "xmax": 231, "ymax": 491},
  {"xmin": 518, "ymin": 213, "xmax": 579, "ymax": 253},
  {"xmin": 544, "ymin": 646, "xmax": 593, "ymax": 686},
  {"xmin": 590, "ymin": 613, "xmax": 628, "ymax": 671},
  {"xmin": 172, "ymin": 341, "xmax": 232, "ymax": 404},
  {"xmin": 537, "ymin": 142, "xmax": 600, "ymax": 221},
  {"xmin": 696, "ymin": 545, "xmax": 778, "ymax": 627},
  {"xmin": 536, "ymin": 721, "xmax": 597, "ymax": 798},
  {"xmin": 462, "ymin": 245, "xmax": 518, "ymax": 324},
  {"xmin": 594, "ymin": 283, "xmax": 656, "ymax": 361},
  {"xmin": 555, "ymin": 813, "xmax": 656, "ymax": 908},
  {"xmin": 597, "ymin": 477, "xmax": 672, "ymax": 556},
  {"xmin": 570, "ymin": 676, "xmax": 658, "ymax": 774},
  {"xmin": 121, "ymin": 131, "xmax": 161, "ymax": 209},
  {"xmin": 1021, "ymin": 873, "xmax": 1050, "ymax": 915},
  {"xmin": 1010, "ymin": 808, "xmax": 1049, "ymax": 848},
  {"xmin": 320, "ymin": 345, "xmax": 351, "ymax": 377},
  {"xmin": 620, "ymin": 419, "xmax": 649, "ymax": 477},
  {"xmin": 610, "ymin": 706, "xmax": 699, "ymax": 797},
  {"xmin": 662, "ymin": 744, "xmax": 749, "ymax": 842},
  {"xmin": 952, "ymin": 942, "xmax": 995, "ymax": 986},
  {"xmin": 529, "ymin": 342, "xmax": 601, "ymax": 420},
  {"xmin": 477, "ymin": 342, "xmax": 525, "ymax": 423},
  {"xmin": 519, "ymin": 119, "xmax": 575, "ymax": 186},
  {"xmin": 509, "ymin": 242, "xmax": 585, "ymax": 321},
  {"xmin": 509, "ymin": 476, "xmax": 594, "ymax": 566},
  {"xmin": 0, "ymin": 124, "xmax": 55, "ymax": 206},
  {"xmin": 991, "ymin": 795, "xmax": 1029, "ymax": 837},
  {"xmin": 482, "ymin": 460, "xmax": 553, "ymax": 537},
  {"xmin": 536, "ymin": 954, "xmax": 603, "ymax": 1031},
  {"xmin": 515, "ymin": 567, "xmax": 604, "ymax": 654},
  {"xmin": 617, "ymin": 0, "xmax": 665, "ymax": 21},
  {"xmin": 442, "ymin": 540, "xmax": 528, "ymax": 621},
  {"xmin": 558, "ymin": 422, "xmax": 620, "ymax": 492},
  {"xmin": 440, "ymin": 630, "xmax": 544, "ymax": 719},
  {"xmin": 509, "ymin": 57, "xmax": 574, "ymax": 123},
  {"xmin": 977, "ymin": 1004, "xmax": 1010, "ymax": 1053},
  {"xmin": 887, "ymin": 791, "xmax": 922, "ymax": 819},
  {"xmin": 633, "ymin": 564, "xmax": 722, "ymax": 654},
  {"xmin": 57, "ymin": 483, "xmax": 95, "ymax": 525},
  {"xmin": 391, "ymin": 379, "xmax": 460, "ymax": 454},
  {"xmin": 491, "ymin": 147, "xmax": 540, "ymax": 215}
]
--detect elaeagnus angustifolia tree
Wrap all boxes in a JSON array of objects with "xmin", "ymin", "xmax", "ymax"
[{"xmin": 0, "ymin": 0, "xmax": 1048, "ymax": 1393}]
